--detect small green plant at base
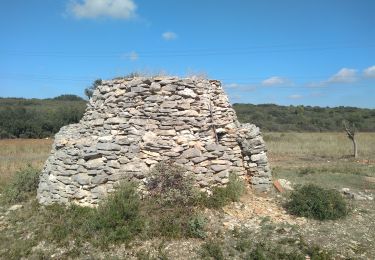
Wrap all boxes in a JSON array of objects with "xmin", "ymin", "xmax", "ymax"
[
  {"xmin": 285, "ymin": 184, "xmax": 348, "ymax": 220},
  {"xmin": 305, "ymin": 245, "xmax": 333, "ymax": 260},
  {"xmin": 246, "ymin": 243, "xmax": 305, "ymax": 260},
  {"xmin": 91, "ymin": 181, "xmax": 145, "ymax": 245},
  {"xmin": 202, "ymin": 172, "xmax": 245, "ymax": 208},
  {"xmin": 152, "ymin": 208, "xmax": 186, "ymax": 239},
  {"xmin": 40, "ymin": 203, "xmax": 95, "ymax": 244},
  {"xmin": 2, "ymin": 166, "xmax": 40, "ymax": 204},
  {"xmin": 187, "ymin": 215, "xmax": 207, "ymax": 238},
  {"xmin": 200, "ymin": 240, "xmax": 225, "ymax": 260}
]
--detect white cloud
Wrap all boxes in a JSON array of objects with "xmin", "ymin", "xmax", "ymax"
[
  {"xmin": 364, "ymin": 65, "xmax": 375, "ymax": 78},
  {"xmin": 261, "ymin": 76, "xmax": 291, "ymax": 86},
  {"xmin": 289, "ymin": 94, "xmax": 303, "ymax": 99},
  {"xmin": 224, "ymin": 83, "xmax": 239, "ymax": 89},
  {"xmin": 69, "ymin": 0, "xmax": 137, "ymax": 19},
  {"xmin": 230, "ymin": 94, "xmax": 242, "ymax": 101},
  {"xmin": 306, "ymin": 81, "xmax": 326, "ymax": 88},
  {"xmin": 309, "ymin": 92, "xmax": 324, "ymax": 97},
  {"xmin": 162, "ymin": 31, "xmax": 178, "ymax": 41},
  {"xmin": 224, "ymin": 83, "xmax": 256, "ymax": 91},
  {"xmin": 128, "ymin": 51, "xmax": 138, "ymax": 61},
  {"xmin": 327, "ymin": 68, "xmax": 357, "ymax": 83},
  {"xmin": 122, "ymin": 51, "xmax": 138, "ymax": 61}
]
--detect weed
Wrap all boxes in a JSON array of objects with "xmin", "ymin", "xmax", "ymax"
[
  {"xmin": 136, "ymin": 249, "xmax": 153, "ymax": 260},
  {"xmin": 1, "ymin": 238, "xmax": 37, "ymax": 260},
  {"xmin": 187, "ymin": 214, "xmax": 207, "ymax": 238},
  {"xmin": 304, "ymin": 245, "xmax": 333, "ymax": 260},
  {"xmin": 235, "ymin": 229, "xmax": 254, "ymax": 253},
  {"xmin": 245, "ymin": 242, "xmax": 305, "ymax": 260},
  {"xmin": 40, "ymin": 203, "xmax": 95, "ymax": 244},
  {"xmin": 154, "ymin": 209, "xmax": 186, "ymax": 238},
  {"xmin": 200, "ymin": 240, "xmax": 225, "ymax": 260},
  {"xmin": 202, "ymin": 172, "xmax": 245, "ymax": 208},
  {"xmin": 298, "ymin": 167, "xmax": 316, "ymax": 176},
  {"xmin": 2, "ymin": 166, "xmax": 40, "ymax": 204},
  {"xmin": 285, "ymin": 184, "xmax": 348, "ymax": 220}
]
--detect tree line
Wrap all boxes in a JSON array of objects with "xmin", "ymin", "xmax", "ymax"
[
  {"xmin": 0, "ymin": 96, "xmax": 86, "ymax": 139},
  {"xmin": 1, "ymin": 96, "xmax": 374, "ymax": 139},
  {"xmin": 233, "ymin": 103, "xmax": 375, "ymax": 132}
]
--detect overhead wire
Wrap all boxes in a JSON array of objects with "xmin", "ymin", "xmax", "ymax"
[
  {"xmin": 0, "ymin": 43, "xmax": 374, "ymax": 58},
  {"xmin": 1, "ymin": 42, "xmax": 373, "ymax": 88}
]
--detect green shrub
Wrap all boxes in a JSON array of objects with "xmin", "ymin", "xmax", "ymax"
[
  {"xmin": 147, "ymin": 161, "xmax": 199, "ymax": 207},
  {"xmin": 32, "ymin": 182, "xmax": 144, "ymax": 248},
  {"xmin": 245, "ymin": 243, "xmax": 305, "ymax": 260},
  {"xmin": 91, "ymin": 182, "xmax": 145, "ymax": 245},
  {"xmin": 285, "ymin": 184, "xmax": 348, "ymax": 220},
  {"xmin": 154, "ymin": 209, "xmax": 186, "ymax": 238},
  {"xmin": 298, "ymin": 167, "xmax": 316, "ymax": 176},
  {"xmin": 305, "ymin": 245, "xmax": 333, "ymax": 260},
  {"xmin": 203, "ymin": 173, "xmax": 245, "ymax": 208},
  {"xmin": 41, "ymin": 203, "xmax": 95, "ymax": 244},
  {"xmin": 200, "ymin": 240, "xmax": 225, "ymax": 260},
  {"xmin": 145, "ymin": 200, "xmax": 196, "ymax": 239},
  {"xmin": 2, "ymin": 166, "xmax": 40, "ymax": 204},
  {"xmin": 187, "ymin": 215, "xmax": 207, "ymax": 238}
]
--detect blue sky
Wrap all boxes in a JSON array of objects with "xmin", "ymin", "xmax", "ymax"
[{"xmin": 0, "ymin": 0, "xmax": 374, "ymax": 108}]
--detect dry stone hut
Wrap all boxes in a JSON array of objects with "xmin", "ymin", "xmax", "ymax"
[{"xmin": 37, "ymin": 76, "xmax": 271, "ymax": 206}]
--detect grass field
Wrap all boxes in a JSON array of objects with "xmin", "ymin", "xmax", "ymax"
[
  {"xmin": 264, "ymin": 132, "xmax": 375, "ymax": 192},
  {"xmin": 0, "ymin": 139, "xmax": 52, "ymax": 191}
]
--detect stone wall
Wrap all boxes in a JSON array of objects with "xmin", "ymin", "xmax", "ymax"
[{"xmin": 37, "ymin": 77, "xmax": 271, "ymax": 206}]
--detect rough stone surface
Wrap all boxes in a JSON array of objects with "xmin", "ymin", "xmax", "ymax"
[{"xmin": 37, "ymin": 76, "xmax": 272, "ymax": 206}]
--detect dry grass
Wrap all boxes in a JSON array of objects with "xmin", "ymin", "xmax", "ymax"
[
  {"xmin": 264, "ymin": 132, "xmax": 375, "ymax": 160},
  {"xmin": 264, "ymin": 132, "xmax": 375, "ymax": 192},
  {"xmin": 0, "ymin": 139, "xmax": 52, "ymax": 190}
]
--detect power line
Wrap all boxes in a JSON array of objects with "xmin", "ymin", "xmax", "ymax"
[
  {"xmin": 0, "ymin": 72, "xmax": 372, "ymax": 89},
  {"xmin": 1, "ymin": 43, "xmax": 374, "ymax": 58}
]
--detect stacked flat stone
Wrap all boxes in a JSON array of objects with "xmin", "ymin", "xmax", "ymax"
[{"xmin": 37, "ymin": 76, "xmax": 271, "ymax": 206}]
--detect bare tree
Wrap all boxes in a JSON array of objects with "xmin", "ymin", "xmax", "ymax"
[{"xmin": 343, "ymin": 121, "xmax": 358, "ymax": 158}]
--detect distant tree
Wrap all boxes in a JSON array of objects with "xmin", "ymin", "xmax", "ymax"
[
  {"xmin": 53, "ymin": 94, "xmax": 84, "ymax": 101},
  {"xmin": 84, "ymin": 79, "xmax": 102, "ymax": 99},
  {"xmin": 343, "ymin": 120, "xmax": 358, "ymax": 158}
]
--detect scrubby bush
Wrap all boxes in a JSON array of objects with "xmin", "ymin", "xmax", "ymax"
[
  {"xmin": 145, "ymin": 162, "xmax": 205, "ymax": 239},
  {"xmin": 91, "ymin": 182, "xmax": 145, "ymax": 244},
  {"xmin": 39, "ymin": 181, "xmax": 144, "ymax": 247},
  {"xmin": 147, "ymin": 161, "xmax": 199, "ymax": 207},
  {"xmin": 2, "ymin": 166, "xmax": 40, "ymax": 204},
  {"xmin": 202, "ymin": 173, "xmax": 245, "ymax": 208},
  {"xmin": 41, "ymin": 203, "xmax": 95, "ymax": 244},
  {"xmin": 285, "ymin": 184, "xmax": 348, "ymax": 220}
]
